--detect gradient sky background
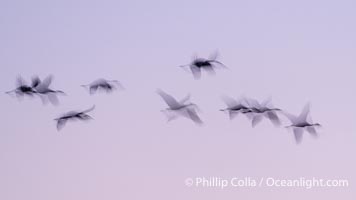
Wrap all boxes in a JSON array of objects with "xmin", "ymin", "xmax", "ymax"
[{"xmin": 1, "ymin": 0, "xmax": 355, "ymax": 199}]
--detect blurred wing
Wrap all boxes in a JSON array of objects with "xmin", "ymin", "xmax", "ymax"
[
  {"xmin": 239, "ymin": 96, "xmax": 251, "ymax": 106},
  {"xmin": 245, "ymin": 97, "xmax": 261, "ymax": 109},
  {"xmin": 161, "ymin": 110, "xmax": 179, "ymax": 122},
  {"xmin": 89, "ymin": 85, "xmax": 98, "ymax": 94},
  {"xmin": 186, "ymin": 108, "xmax": 203, "ymax": 125},
  {"xmin": 229, "ymin": 111, "xmax": 239, "ymax": 120},
  {"xmin": 36, "ymin": 75, "xmax": 53, "ymax": 91},
  {"xmin": 31, "ymin": 76, "xmax": 41, "ymax": 88},
  {"xmin": 244, "ymin": 111, "xmax": 255, "ymax": 120},
  {"xmin": 266, "ymin": 111, "xmax": 281, "ymax": 126},
  {"xmin": 92, "ymin": 79, "xmax": 105, "ymax": 85},
  {"xmin": 306, "ymin": 126, "xmax": 318, "ymax": 138},
  {"xmin": 15, "ymin": 91, "xmax": 24, "ymax": 100},
  {"xmin": 56, "ymin": 119, "xmax": 67, "ymax": 131},
  {"xmin": 283, "ymin": 111, "xmax": 298, "ymax": 124},
  {"xmin": 298, "ymin": 103, "xmax": 310, "ymax": 123},
  {"xmin": 208, "ymin": 51, "xmax": 219, "ymax": 60},
  {"xmin": 252, "ymin": 115, "xmax": 263, "ymax": 127},
  {"xmin": 112, "ymin": 80, "xmax": 125, "ymax": 90},
  {"xmin": 157, "ymin": 89, "xmax": 180, "ymax": 109},
  {"xmin": 47, "ymin": 93, "xmax": 59, "ymax": 105},
  {"xmin": 293, "ymin": 128, "xmax": 304, "ymax": 144},
  {"xmin": 191, "ymin": 53, "xmax": 198, "ymax": 61},
  {"xmin": 39, "ymin": 94, "xmax": 49, "ymax": 105},
  {"xmin": 204, "ymin": 66, "xmax": 216, "ymax": 76},
  {"xmin": 179, "ymin": 93, "xmax": 191, "ymax": 104},
  {"xmin": 208, "ymin": 51, "xmax": 227, "ymax": 69},
  {"xmin": 16, "ymin": 75, "xmax": 27, "ymax": 87},
  {"xmin": 261, "ymin": 97, "xmax": 272, "ymax": 108},
  {"xmin": 82, "ymin": 105, "xmax": 96, "ymax": 113},
  {"xmin": 78, "ymin": 113, "xmax": 93, "ymax": 121},
  {"xmin": 211, "ymin": 60, "xmax": 227, "ymax": 69},
  {"xmin": 190, "ymin": 66, "xmax": 201, "ymax": 80},
  {"xmin": 221, "ymin": 95, "xmax": 238, "ymax": 108}
]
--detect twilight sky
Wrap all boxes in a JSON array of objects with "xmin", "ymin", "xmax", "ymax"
[{"xmin": 0, "ymin": 0, "xmax": 355, "ymax": 199}]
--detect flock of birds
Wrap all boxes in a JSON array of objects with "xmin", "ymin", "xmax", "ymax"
[{"xmin": 5, "ymin": 52, "xmax": 321, "ymax": 144}]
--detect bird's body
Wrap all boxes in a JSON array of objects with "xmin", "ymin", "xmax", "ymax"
[
  {"xmin": 230, "ymin": 105, "xmax": 247, "ymax": 111},
  {"xmin": 13, "ymin": 85, "xmax": 36, "ymax": 95},
  {"xmin": 284, "ymin": 103, "xmax": 321, "ymax": 144},
  {"xmin": 191, "ymin": 59, "xmax": 219, "ymax": 68},
  {"xmin": 157, "ymin": 89, "xmax": 202, "ymax": 125},
  {"xmin": 290, "ymin": 122, "xmax": 319, "ymax": 128},
  {"xmin": 250, "ymin": 107, "xmax": 280, "ymax": 113}
]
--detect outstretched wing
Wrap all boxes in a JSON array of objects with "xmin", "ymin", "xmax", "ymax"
[
  {"xmin": 157, "ymin": 89, "xmax": 181, "ymax": 109},
  {"xmin": 221, "ymin": 95, "xmax": 238, "ymax": 108},
  {"xmin": 56, "ymin": 118, "xmax": 67, "ymax": 131},
  {"xmin": 208, "ymin": 51, "xmax": 227, "ymax": 68},
  {"xmin": 306, "ymin": 126, "xmax": 318, "ymax": 138},
  {"xmin": 283, "ymin": 111, "xmax": 298, "ymax": 124},
  {"xmin": 186, "ymin": 108, "xmax": 203, "ymax": 125},
  {"xmin": 251, "ymin": 115, "xmax": 263, "ymax": 127},
  {"xmin": 298, "ymin": 103, "xmax": 310, "ymax": 123},
  {"xmin": 82, "ymin": 105, "xmax": 96, "ymax": 114},
  {"xmin": 47, "ymin": 93, "xmax": 60, "ymax": 105},
  {"xmin": 179, "ymin": 93, "xmax": 191, "ymax": 104},
  {"xmin": 229, "ymin": 111, "xmax": 239, "ymax": 120},
  {"xmin": 31, "ymin": 75, "xmax": 41, "ymax": 88},
  {"xmin": 293, "ymin": 128, "xmax": 304, "ymax": 144},
  {"xmin": 204, "ymin": 66, "xmax": 216, "ymax": 76},
  {"xmin": 35, "ymin": 75, "xmax": 53, "ymax": 92},
  {"xmin": 91, "ymin": 78, "xmax": 106, "ymax": 86},
  {"xmin": 245, "ymin": 97, "xmax": 261, "ymax": 109},
  {"xmin": 16, "ymin": 75, "xmax": 27, "ymax": 87},
  {"xmin": 190, "ymin": 66, "xmax": 201, "ymax": 80},
  {"xmin": 111, "ymin": 80, "xmax": 125, "ymax": 90},
  {"xmin": 208, "ymin": 51, "xmax": 219, "ymax": 61},
  {"xmin": 89, "ymin": 85, "xmax": 99, "ymax": 94},
  {"xmin": 261, "ymin": 97, "xmax": 272, "ymax": 108},
  {"xmin": 161, "ymin": 110, "xmax": 179, "ymax": 122},
  {"xmin": 266, "ymin": 111, "xmax": 281, "ymax": 126}
]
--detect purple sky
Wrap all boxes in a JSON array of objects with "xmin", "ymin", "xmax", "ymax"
[{"xmin": 0, "ymin": 0, "xmax": 355, "ymax": 199}]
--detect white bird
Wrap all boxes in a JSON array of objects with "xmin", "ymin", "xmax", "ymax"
[
  {"xmin": 244, "ymin": 97, "xmax": 282, "ymax": 127},
  {"xmin": 179, "ymin": 51, "xmax": 227, "ymax": 80},
  {"xmin": 82, "ymin": 78, "xmax": 124, "ymax": 95},
  {"xmin": 157, "ymin": 89, "xmax": 203, "ymax": 125},
  {"xmin": 54, "ymin": 105, "xmax": 95, "ymax": 131},
  {"xmin": 33, "ymin": 75, "xmax": 65, "ymax": 105},
  {"xmin": 220, "ymin": 96, "xmax": 250, "ymax": 120},
  {"xmin": 284, "ymin": 103, "xmax": 321, "ymax": 144},
  {"xmin": 6, "ymin": 76, "xmax": 38, "ymax": 100}
]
